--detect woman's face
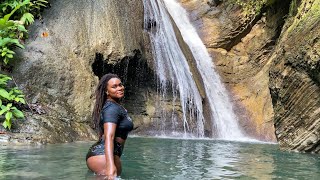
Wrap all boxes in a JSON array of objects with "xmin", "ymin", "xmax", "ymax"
[{"xmin": 106, "ymin": 78, "xmax": 124, "ymax": 100}]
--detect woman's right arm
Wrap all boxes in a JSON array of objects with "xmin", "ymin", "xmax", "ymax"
[{"xmin": 104, "ymin": 122, "xmax": 117, "ymax": 178}]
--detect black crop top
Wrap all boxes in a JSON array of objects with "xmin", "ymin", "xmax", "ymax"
[{"xmin": 100, "ymin": 100, "xmax": 134, "ymax": 140}]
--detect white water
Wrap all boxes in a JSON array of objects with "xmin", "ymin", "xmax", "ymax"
[
  {"xmin": 163, "ymin": 0, "xmax": 245, "ymax": 140},
  {"xmin": 144, "ymin": 0, "xmax": 247, "ymax": 140},
  {"xmin": 143, "ymin": 0, "xmax": 205, "ymax": 137}
]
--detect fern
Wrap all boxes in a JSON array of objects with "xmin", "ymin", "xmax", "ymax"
[{"xmin": 20, "ymin": 12, "xmax": 34, "ymax": 25}]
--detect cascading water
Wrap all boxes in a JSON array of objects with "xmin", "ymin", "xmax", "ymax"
[
  {"xmin": 163, "ymin": 0, "xmax": 245, "ymax": 140},
  {"xmin": 144, "ymin": 0, "xmax": 246, "ymax": 140},
  {"xmin": 143, "ymin": 0, "xmax": 205, "ymax": 137}
]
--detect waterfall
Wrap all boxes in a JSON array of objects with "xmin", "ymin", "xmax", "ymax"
[
  {"xmin": 163, "ymin": 0, "xmax": 246, "ymax": 139},
  {"xmin": 143, "ymin": 0, "xmax": 205, "ymax": 137},
  {"xmin": 144, "ymin": 0, "xmax": 246, "ymax": 140}
]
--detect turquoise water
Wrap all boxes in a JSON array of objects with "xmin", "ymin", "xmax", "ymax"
[{"xmin": 0, "ymin": 137, "xmax": 319, "ymax": 179}]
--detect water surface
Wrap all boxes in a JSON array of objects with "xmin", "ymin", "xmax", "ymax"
[{"xmin": 0, "ymin": 137, "xmax": 319, "ymax": 179}]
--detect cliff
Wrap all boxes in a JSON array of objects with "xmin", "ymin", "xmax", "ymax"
[
  {"xmin": 180, "ymin": 0, "xmax": 319, "ymax": 153},
  {"xmin": 269, "ymin": 0, "xmax": 320, "ymax": 153}
]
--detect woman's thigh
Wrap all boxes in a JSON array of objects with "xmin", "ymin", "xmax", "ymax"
[{"xmin": 87, "ymin": 155, "xmax": 107, "ymax": 175}]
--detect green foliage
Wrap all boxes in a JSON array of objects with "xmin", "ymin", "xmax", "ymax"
[
  {"xmin": 29, "ymin": 0, "xmax": 48, "ymax": 12},
  {"xmin": 0, "ymin": 74, "xmax": 25, "ymax": 129},
  {"xmin": 0, "ymin": 0, "xmax": 29, "ymax": 65},
  {"xmin": 0, "ymin": 0, "xmax": 48, "ymax": 130},
  {"xmin": 229, "ymin": 0, "xmax": 272, "ymax": 17},
  {"xmin": 0, "ymin": 38, "xmax": 24, "ymax": 64},
  {"xmin": 0, "ymin": 0, "xmax": 48, "ymax": 65},
  {"xmin": 0, "ymin": 0, "xmax": 48, "ymax": 18},
  {"xmin": 20, "ymin": 12, "xmax": 34, "ymax": 25}
]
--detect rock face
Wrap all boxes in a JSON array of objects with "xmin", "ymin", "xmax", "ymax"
[
  {"xmin": 3, "ymin": 0, "xmax": 147, "ymax": 144},
  {"xmin": 269, "ymin": 0, "xmax": 320, "ymax": 153},
  {"xmin": 180, "ymin": 0, "xmax": 319, "ymax": 152}
]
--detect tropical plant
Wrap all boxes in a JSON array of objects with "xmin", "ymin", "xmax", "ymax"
[
  {"xmin": 0, "ymin": 0, "xmax": 48, "ymax": 18},
  {"xmin": 0, "ymin": 0, "xmax": 48, "ymax": 129},
  {"xmin": 0, "ymin": 0, "xmax": 29, "ymax": 65},
  {"xmin": 0, "ymin": 74, "xmax": 25, "ymax": 129}
]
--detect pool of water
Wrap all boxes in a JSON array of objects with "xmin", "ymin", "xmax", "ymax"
[{"xmin": 0, "ymin": 137, "xmax": 319, "ymax": 179}]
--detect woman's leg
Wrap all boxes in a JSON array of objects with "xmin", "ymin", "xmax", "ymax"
[
  {"xmin": 87, "ymin": 155, "xmax": 121, "ymax": 176},
  {"xmin": 114, "ymin": 155, "xmax": 122, "ymax": 175},
  {"xmin": 86, "ymin": 155, "xmax": 107, "ymax": 175}
]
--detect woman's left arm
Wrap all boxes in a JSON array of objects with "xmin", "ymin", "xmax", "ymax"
[{"xmin": 104, "ymin": 122, "xmax": 117, "ymax": 178}]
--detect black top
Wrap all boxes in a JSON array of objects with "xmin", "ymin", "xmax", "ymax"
[{"xmin": 100, "ymin": 100, "xmax": 134, "ymax": 139}]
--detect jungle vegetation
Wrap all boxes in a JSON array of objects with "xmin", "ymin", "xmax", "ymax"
[{"xmin": 0, "ymin": 0, "xmax": 47, "ymax": 129}]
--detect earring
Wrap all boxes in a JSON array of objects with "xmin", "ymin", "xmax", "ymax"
[{"xmin": 105, "ymin": 91, "xmax": 109, "ymax": 95}]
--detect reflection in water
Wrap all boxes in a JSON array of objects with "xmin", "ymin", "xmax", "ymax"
[
  {"xmin": 172, "ymin": 140, "xmax": 242, "ymax": 179},
  {"xmin": 204, "ymin": 142, "xmax": 241, "ymax": 179},
  {"xmin": 234, "ymin": 143, "xmax": 275, "ymax": 179},
  {"xmin": 0, "ymin": 137, "xmax": 319, "ymax": 180},
  {"xmin": 122, "ymin": 138, "xmax": 319, "ymax": 180}
]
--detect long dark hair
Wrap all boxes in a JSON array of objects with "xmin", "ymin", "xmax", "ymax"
[{"xmin": 92, "ymin": 73, "xmax": 120, "ymax": 135}]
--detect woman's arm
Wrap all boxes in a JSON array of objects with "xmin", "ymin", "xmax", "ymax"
[{"xmin": 104, "ymin": 123, "xmax": 117, "ymax": 178}]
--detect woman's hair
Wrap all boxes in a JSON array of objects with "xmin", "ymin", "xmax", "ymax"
[{"xmin": 92, "ymin": 73, "xmax": 120, "ymax": 134}]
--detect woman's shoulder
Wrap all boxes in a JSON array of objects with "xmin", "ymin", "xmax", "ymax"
[{"xmin": 102, "ymin": 101, "xmax": 122, "ymax": 112}]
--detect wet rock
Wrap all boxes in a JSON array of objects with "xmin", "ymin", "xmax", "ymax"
[
  {"xmin": 269, "ymin": 0, "xmax": 320, "ymax": 153},
  {"xmin": 0, "ymin": 134, "xmax": 10, "ymax": 143}
]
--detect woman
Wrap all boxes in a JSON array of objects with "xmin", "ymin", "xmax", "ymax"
[{"xmin": 86, "ymin": 73, "xmax": 133, "ymax": 179}]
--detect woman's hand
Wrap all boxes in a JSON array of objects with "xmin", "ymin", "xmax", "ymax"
[{"xmin": 105, "ymin": 164, "xmax": 117, "ymax": 179}]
